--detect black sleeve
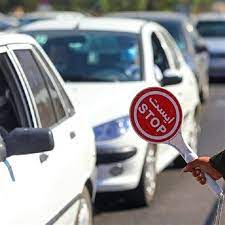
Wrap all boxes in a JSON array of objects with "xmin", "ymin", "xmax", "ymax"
[{"xmin": 210, "ymin": 150, "xmax": 225, "ymax": 179}]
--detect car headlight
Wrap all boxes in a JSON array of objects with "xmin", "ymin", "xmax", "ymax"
[{"xmin": 93, "ymin": 116, "xmax": 130, "ymax": 142}]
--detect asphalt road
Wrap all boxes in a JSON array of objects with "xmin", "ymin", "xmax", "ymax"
[{"xmin": 94, "ymin": 84, "xmax": 225, "ymax": 225}]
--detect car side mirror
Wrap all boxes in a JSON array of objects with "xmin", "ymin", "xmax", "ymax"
[
  {"xmin": 195, "ymin": 42, "xmax": 208, "ymax": 53},
  {"xmin": 0, "ymin": 128, "xmax": 54, "ymax": 162},
  {"xmin": 161, "ymin": 69, "xmax": 183, "ymax": 86}
]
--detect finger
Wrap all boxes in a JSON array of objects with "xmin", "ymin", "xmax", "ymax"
[
  {"xmin": 196, "ymin": 176, "xmax": 202, "ymax": 182},
  {"xmin": 196, "ymin": 174, "xmax": 206, "ymax": 184},
  {"xmin": 192, "ymin": 169, "xmax": 201, "ymax": 177},
  {"xmin": 183, "ymin": 160, "xmax": 200, "ymax": 172},
  {"xmin": 199, "ymin": 177, "xmax": 206, "ymax": 185}
]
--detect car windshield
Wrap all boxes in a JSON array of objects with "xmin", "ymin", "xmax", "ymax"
[
  {"xmin": 151, "ymin": 19, "xmax": 187, "ymax": 51},
  {"xmin": 24, "ymin": 30, "xmax": 142, "ymax": 82},
  {"xmin": 197, "ymin": 21, "xmax": 225, "ymax": 37}
]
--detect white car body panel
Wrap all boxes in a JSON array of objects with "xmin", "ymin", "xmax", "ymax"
[
  {"xmin": 0, "ymin": 37, "xmax": 96, "ymax": 224},
  {"xmin": 20, "ymin": 20, "xmax": 80, "ymax": 31}
]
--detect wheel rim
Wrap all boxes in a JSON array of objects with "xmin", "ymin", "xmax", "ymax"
[
  {"xmin": 144, "ymin": 148, "xmax": 156, "ymax": 199},
  {"xmin": 76, "ymin": 198, "xmax": 90, "ymax": 225}
]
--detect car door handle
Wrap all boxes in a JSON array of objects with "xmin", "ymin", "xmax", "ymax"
[
  {"xmin": 40, "ymin": 153, "xmax": 49, "ymax": 163},
  {"xmin": 70, "ymin": 131, "xmax": 76, "ymax": 139}
]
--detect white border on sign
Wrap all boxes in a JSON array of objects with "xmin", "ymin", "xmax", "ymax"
[{"xmin": 133, "ymin": 91, "xmax": 181, "ymax": 141}]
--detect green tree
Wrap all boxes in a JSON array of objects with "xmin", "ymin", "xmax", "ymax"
[
  {"xmin": 62, "ymin": 0, "xmax": 148, "ymax": 13},
  {"xmin": 1, "ymin": 0, "xmax": 38, "ymax": 12},
  {"xmin": 192, "ymin": 0, "xmax": 213, "ymax": 12},
  {"xmin": 1, "ymin": 0, "xmax": 215, "ymax": 14}
]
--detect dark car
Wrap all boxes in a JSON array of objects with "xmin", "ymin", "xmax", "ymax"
[{"xmin": 107, "ymin": 11, "xmax": 209, "ymax": 103}]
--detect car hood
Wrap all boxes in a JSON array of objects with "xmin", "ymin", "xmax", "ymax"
[
  {"xmin": 204, "ymin": 38, "xmax": 225, "ymax": 53},
  {"xmin": 66, "ymin": 82, "xmax": 148, "ymax": 127}
]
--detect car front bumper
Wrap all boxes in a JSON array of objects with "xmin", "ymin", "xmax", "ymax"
[{"xmin": 96, "ymin": 131, "xmax": 148, "ymax": 193}]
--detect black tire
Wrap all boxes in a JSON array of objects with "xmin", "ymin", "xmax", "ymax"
[
  {"xmin": 75, "ymin": 187, "xmax": 93, "ymax": 225},
  {"xmin": 127, "ymin": 145, "xmax": 157, "ymax": 207}
]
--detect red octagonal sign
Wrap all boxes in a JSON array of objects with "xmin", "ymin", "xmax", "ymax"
[{"xmin": 130, "ymin": 87, "xmax": 182, "ymax": 143}]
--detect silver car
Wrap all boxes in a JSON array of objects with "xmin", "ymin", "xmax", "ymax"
[{"xmin": 196, "ymin": 13, "xmax": 225, "ymax": 80}]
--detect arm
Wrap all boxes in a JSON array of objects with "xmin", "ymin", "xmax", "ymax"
[{"xmin": 210, "ymin": 150, "xmax": 225, "ymax": 179}]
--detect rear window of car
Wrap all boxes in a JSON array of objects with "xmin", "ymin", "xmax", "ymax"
[{"xmin": 197, "ymin": 21, "xmax": 225, "ymax": 37}]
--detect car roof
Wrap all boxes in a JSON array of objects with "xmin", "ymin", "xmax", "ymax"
[
  {"xmin": 196, "ymin": 13, "xmax": 225, "ymax": 22},
  {"xmin": 19, "ymin": 17, "xmax": 149, "ymax": 33},
  {"xmin": 0, "ymin": 33, "xmax": 37, "ymax": 46},
  {"xmin": 106, "ymin": 11, "xmax": 188, "ymax": 22},
  {"xmin": 20, "ymin": 19, "xmax": 80, "ymax": 31},
  {"xmin": 21, "ymin": 11, "xmax": 85, "ymax": 20}
]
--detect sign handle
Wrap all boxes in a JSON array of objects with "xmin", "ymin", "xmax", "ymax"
[{"xmin": 168, "ymin": 132, "xmax": 223, "ymax": 198}]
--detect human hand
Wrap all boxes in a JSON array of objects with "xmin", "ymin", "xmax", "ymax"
[{"xmin": 183, "ymin": 157, "xmax": 222, "ymax": 185}]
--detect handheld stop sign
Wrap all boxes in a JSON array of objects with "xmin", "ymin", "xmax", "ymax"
[{"xmin": 130, "ymin": 87, "xmax": 223, "ymax": 197}]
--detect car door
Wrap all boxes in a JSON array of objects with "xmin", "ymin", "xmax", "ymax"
[
  {"xmin": 159, "ymin": 30, "xmax": 200, "ymax": 151},
  {"xmin": 145, "ymin": 31, "xmax": 183, "ymax": 169},
  {"xmin": 156, "ymin": 29, "xmax": 199, "ymax": 114},
  {"xmin": 7, "ymin": 44, "xmax": 90, "ymax": 224},
  {"xmin": 148, "ymin": 29, "xmax": 198, "ymax": 170},
  {"xmin": 0, "ymin": 46, "xmax": 47, "ymax": 225}
]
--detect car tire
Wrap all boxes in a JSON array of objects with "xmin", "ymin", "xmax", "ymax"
[
  {"xmin": 128, "ymin": 144, "xmax": 157, "ymax": 207},
  {"xmin": 75, "ymin": 187, "xmax": 93, "ymax": 225}
]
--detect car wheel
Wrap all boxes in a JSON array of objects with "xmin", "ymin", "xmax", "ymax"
[
  {"xmin": 128, "ymin": 145, "xmax": 157, "ymax": 207},
  {"xmin": 75, "ymin": 187, "xmax": 93, "ymax": 225}
]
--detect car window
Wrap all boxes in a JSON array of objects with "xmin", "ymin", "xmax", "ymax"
[
  {"xmin": 0, "ymin": 54, "xmax": 21, "ymax": 131},
  {"xmin": 34, "ymin": 48, "xmax": 75, "ymax": 116},
  {"xmin": 0, "ymin": 53, "xmax": 33, "ymax": 128},
  {"xmin": 151, "ymin": 32, "xmax": 170, "ymax": 72},
  {"xmin": 160, "ymin": 31, "xmax": 181, "ymax": 69},
  {"xmin": 196, "ymin": 21, "xmax": 225, "ymax": 37},
  {"xmin": 14, "ymin": 49, "xmax": 57, "ymax": 128},
  {"xmin": 152, "ymin": 20, "xmax": 187, "ymax": 52},
  {"xmin": 31, "ymin": 49, "xmax": 66, "ymax": 121}
]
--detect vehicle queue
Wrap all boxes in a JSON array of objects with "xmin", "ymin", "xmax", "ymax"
[{"xmin": 0, "ymin": 10, "xmax": 219, "ymax": 225}]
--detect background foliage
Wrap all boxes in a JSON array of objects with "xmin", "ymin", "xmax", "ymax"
[{"xmin": 0, "ymin": 0, "xmax": 215, "ymax": 13}]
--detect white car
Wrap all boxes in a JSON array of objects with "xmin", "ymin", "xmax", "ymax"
[
  {"xmin": 19, "ymin": 17, "xmax": 200, "ymax": 206},
  {"xmin": 19, "ymin": 11, "xmax": 86, "ymax": 26},
  {"xmin": 0, "ymin": 33, "xmax": 96, "ymax": 225},
  {"xmin": 196, "ymin": 13, "xmax": 225, "ymax": 79}
]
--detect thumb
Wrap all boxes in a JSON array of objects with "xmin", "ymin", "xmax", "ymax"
[{"xmin": 183, "ymin": 159, "xmax": 200, "ymax": 172}]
